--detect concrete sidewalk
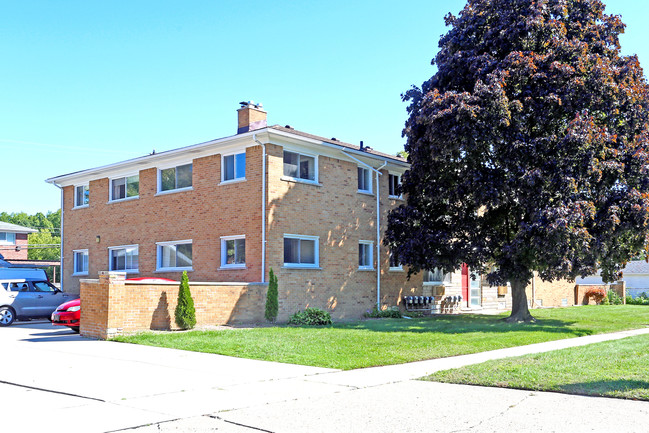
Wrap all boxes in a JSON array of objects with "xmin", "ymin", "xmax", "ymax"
[{"xmin": 3, "ymin": 323, "xmax": 649, "ymax": 432}]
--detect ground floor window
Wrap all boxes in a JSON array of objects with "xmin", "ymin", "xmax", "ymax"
[
  {"xmin": 358, "ymin": 241, "xmax": 373, "ymax": 270},
  {"xmin": 221, "ymin": 235, "xmax": 245, "ymax": 268},
  {"xmin": 284, "ymin": 234, "xmax": 318, "ymax": 268},
  {"xmin": 73, "ymin": 249, "xmax": 88, "ymax": 275},
  {"xmin": 109, "ymin": 245, "xmax": 139, "ymax": 273},
  {"xmin": 156, "ymin": 240, "xmax": 192, "ymax": 271}
]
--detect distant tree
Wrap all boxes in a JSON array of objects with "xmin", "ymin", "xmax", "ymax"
[
  {"xmin": 175, "ymin": 271, "xmax": 196, "ymax": 329},
  {"xmin": 0, "ymin": 210, "xmax": 61, "ymax": 261},
  {"xmin": 396, "ymin": 150, "xmax": 409, "ymax": 159},
  {"xmin": 386, "ymin": 0, "xmax": 649, "ymax": 322},
  {"xmin": 265, "ymin": 268, "xmax": 279, "ymax": 322}
]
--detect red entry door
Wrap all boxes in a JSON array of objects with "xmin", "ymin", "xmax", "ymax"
[{"xmin": 461, "ymin": 264, "xmax": 469, "ymax": 306}]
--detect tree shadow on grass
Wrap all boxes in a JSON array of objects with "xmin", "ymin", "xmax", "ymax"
[
  {"xmin": 557, "ymin": 379, "xmax": 649, "ymax": 400},
  {"xmin": 334, "ymin": 315, "xmax": 592, "ymax": 337}
]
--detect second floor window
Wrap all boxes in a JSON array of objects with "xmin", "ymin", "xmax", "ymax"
[
  {"xmin": 75, "ymin": 185, "xmax": 89, "ymax": 207},
  {"xmin": 283, "ymin": 151, "xmax": 316, "ymax": 181},
  {"xmin": 160, "ymin": 164, "xmax": 192, "ymax": 192},
  {"xmin": 0, "ymin": 232, "xmax": 16, "ymax": 245},
  {"xmin": 358, "ymin": 167, "xmax": 371, "ymax": 193},
  {"xmin": 111, "ymin": 175, "xmax": 139, "ymax": 201},
  {"xmin": 223, "ymin": 152, "xmax": 246, "ymax": 182},
  {"xmin": 388, "ymin": 174, "xmax": 401, "ymax": 197}
]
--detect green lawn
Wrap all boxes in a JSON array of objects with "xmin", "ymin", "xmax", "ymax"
[
  {"xmin": 112, "ymin": 305, "xmax": 649, "ymax": 370},
  {"xmin": 425, "ymin": 333, "xmax": 649, "ymax": 400}
]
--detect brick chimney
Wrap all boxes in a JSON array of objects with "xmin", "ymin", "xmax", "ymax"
[{"xmin": 237, "ymin": 101, "xmax": 267, "ymax": 134}]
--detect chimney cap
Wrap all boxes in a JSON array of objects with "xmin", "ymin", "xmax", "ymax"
[{"xmin": 239, "ymin": 100, "xmax": 264, "ymax": 110}]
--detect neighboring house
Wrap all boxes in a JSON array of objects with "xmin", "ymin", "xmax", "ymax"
[
  {"xmin": 0, "ymin": 222, "xmax": 37, "ymax": 261},
  {"xmin": 577, "ymin": 260, "xmax": 649, "ymax": 298},
  {"xmin": 46, "ymin": 102, "xmax": 510, "ymax": 321}
]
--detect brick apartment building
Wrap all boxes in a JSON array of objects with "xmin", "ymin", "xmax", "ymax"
[
  {"xmin": 0, "ymin": 222, "xmax": 37, "ymax": 261},
  {"xmin": 47, "ymin": 102, "xmax": 512, "ymax": 322}
]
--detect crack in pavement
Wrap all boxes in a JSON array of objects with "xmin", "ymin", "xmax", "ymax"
[
  {"xmin": 0, "ymin": 379, "xmax": 105, "ymax": 402},
  {"xmin": 448, "ymin": 392, "xmax": 534, "ymax": 433}
]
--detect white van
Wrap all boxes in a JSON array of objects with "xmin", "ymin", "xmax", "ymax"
[{"xmin": 0, "ymin": 268, "xmax": 48, "ymax": 282}]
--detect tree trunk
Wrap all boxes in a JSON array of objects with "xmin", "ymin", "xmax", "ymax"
[{"xmin": 505, "ymin": 278, "xmax": 535, "ymax": 323}]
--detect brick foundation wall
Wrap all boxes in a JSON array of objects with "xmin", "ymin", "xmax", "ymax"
[
  {"xmin": 80, "ymin": 271, "xmax": 267, "ymax": 339},
  {"xmin": 526, "ymin": 276, "xmax": 576, "ymax": 308}
]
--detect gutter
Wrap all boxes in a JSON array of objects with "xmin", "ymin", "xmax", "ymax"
[{"xmin": 253, "ymin": 133, "xmax": 266, "ymax": 283}]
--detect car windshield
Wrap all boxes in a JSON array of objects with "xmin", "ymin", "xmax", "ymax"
[{"xmin": 32, "ymin": 281, "xmax": 56, "ymax": 292}]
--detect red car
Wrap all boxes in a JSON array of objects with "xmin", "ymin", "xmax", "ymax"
[{"xmin": 51, "ymin": 298, "xmax": 80, "ymax": 333}]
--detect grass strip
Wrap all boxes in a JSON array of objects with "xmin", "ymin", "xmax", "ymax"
[{"xmin": 424, "ymin": 333, "xmax": 649, "ymax": 400}]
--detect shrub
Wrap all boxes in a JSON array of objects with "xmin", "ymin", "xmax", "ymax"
[
  {"xmin": 175, "ymin": 271, "xmax": 196, "ymax": 329},
  {"xmin": 363, "ymin": 306, "xmax": 402, "ymax": 319},
  {"xmin": 265, "ymin": 268, "xmax": 279, "ymax": 322},
  {"xmin": 607, "ymin": 290, "xmax": 623, "ymax": 305},
  {"xmin": 288, "ymin": 308, "xmax": 332, "ymax": 326},
  {"xmin": 627, "ymin": 292, "xmax": 649, "ymax": 305},
  {"xmin": 585, "ymin": 287, "xmax": 607, "ymax": 304}
]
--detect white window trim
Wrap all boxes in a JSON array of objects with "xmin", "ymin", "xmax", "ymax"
[
  {"xmin": 220, "ymin": 152, "xmax": 247, "ymax": 184},
  {"xmin": 283, "ymin": 234, "xmax": 320, "ymax": 269},
  {"xmin": 388, "ymin": 173, "xmax": 402, "ymax": 199},
  {"xmin": 220, "ymin": 235, "xmax": 246, "ymax": 269},
  {"xmin": 388, "ymin": 251, "xmax": 403, "ymax": 271},
  {"xmin": 156, "ymin": 163, "xmax": 193, "ymax": 195},
  {"xmin": 108, "ymin": 244, "xmax": 139, "ymax": 274},
  {"xmin": 109, "ymin": 173, "xmax": 140, "ymax": 202},
  {"xmin": 282, "ymin": 150, "xmax": 319, "ymax": 185},
  {"xmin": 423, "ymin": 268, "xmax": 450, "ymax": 285},
  {"xmin": 73, "ymin": 184, "xmax": 89, "ymax": 209},
  {"xmin": 156, "ymin": 239, "xmax": 193, "ymax": 272},
  {"xmin": 357, "ymin": 166, "xmax": 372, "ymax": 194},
  {"xmin": 72, "ymin": 249, "xmax": 89, "ymax": 276},
  {"xmin": 358, "ymin": 240, "xmax": 374, "ymax": 270},
  {"xmin": 0, "ymin": 232, "xmax": 16, "ymax": 245}
]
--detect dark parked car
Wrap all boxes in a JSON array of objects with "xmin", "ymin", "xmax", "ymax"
[{"xmin": 0, "ymin": 279, "xmax": 78, "ymax": 326}]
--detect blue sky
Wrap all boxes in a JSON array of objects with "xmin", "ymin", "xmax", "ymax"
[{"xmin": 1, "ymin": 0, "xmax": 647, "ymax": 214}]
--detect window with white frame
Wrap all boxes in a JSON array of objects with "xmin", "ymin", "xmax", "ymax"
[
  {"xmin": 358, "ymin": 167, "xmax": 372, "ymax": 193},
  {"xmin": 0, "ymin": 232, "xmax": 16, "ymax": 245},
  {"xmin": 157, "ymin": 240, "xmax": 193, "ymax": 271},
  {"xmin": 221, "ymin": 235, "xmax": 245, "ymax": 268},
  {"xmin": 389, "ymin": 250, "xmax": 402, "ymax": 270},
  {"xmin": 423, "ymin": 268, "xmax": 451, "ymax": 284},
  {"xmin": 108, "ymin": 245, "xmax": 139, "ymax": 273},
  {"xmin": 73, "ymin": 250, "xmax": 89, "ymax": 275},
  {"xmin": 111, "ymin": 175, "xmax": 139, "ymax": 201},
  {"xmin": 388, "ymin": 174, "xmax": 401, "ymax": 198},
  {"xmin": 74, "ymin": 184, "xmax": 89, "ymax": 207},
  {"xmin": 358, "ymin": 241, "xmax": 373, "ymax": 270},
  {"xmin": 283, "ymin": 151, "xmax": 316, "ymax": 182},
  {"xmin": 284, "ymin": 234, "xmax": 319, "ymax": 267},
  {"xmin": 222, "ymin": 152, "xmax": 246, "ymax": 182},
  {"xmin": 159, "ymin": 163, "xmax": 192, "ymax": 192}
]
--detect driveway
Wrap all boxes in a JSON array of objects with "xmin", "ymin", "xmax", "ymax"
[{"xmin": 2, "ymin": 323, "xmax": 649, "ymax": 432}]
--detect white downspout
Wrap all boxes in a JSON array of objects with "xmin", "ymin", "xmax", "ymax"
[
  {"xmin": 375, "ymin": 161, "xmax": 388, "ymax": 309},
  {"xmin": 254, "ymin": 133, "xmax": 266, "ymax": 283},
  {"xmin": 54, "ymin": 184, "xmax": 64, "ymax": 288}
]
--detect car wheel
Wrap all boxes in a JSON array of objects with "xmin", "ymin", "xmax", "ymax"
[
  {"xmin": 71, "ymin": 327, "xmax": 80, "ymax": 333},
  {"xmin": 0, "ymin": 307, "xmax": 15, "ymax": 326}
]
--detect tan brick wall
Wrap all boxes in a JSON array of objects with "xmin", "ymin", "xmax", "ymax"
[
  {"xmin": 265, "ymin": 143, "xmax": 423, "ymax": 321},
  {"xmin": 80, "ymin": 271, "xmax": 267, "ymax": 339},
  {"xmin": 63, "ymin": 146, "xmax": 264, "ymax": 294},
  {"xmin": 525, "ymin": 275, "xmax": 576, "ymax": 307}
]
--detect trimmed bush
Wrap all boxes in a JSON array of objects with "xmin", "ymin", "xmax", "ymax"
[
  {"xmin": 607, "ymin": 290, "xmax": 623, "ymax": 305},
  {"xmin": 175, "ymin": 271, "xmax": 196, "ymax": 329},
  {"xmin": 288, "ymin": 308, "xmax": 332, "ymax": 326},
  {"xmin": 265, "ymin": 268, "xmax": 279, "ymax": 322},
  {"xmin": 585, "ymin": 287, "xmax": 607, "ymax": 304},
  {"xmin": 363, "ymin": 306, "xmax": 402, "ymax": 319},
  {"xmin": 627, "ymin": 292, "xmax": 649, "ymax": 305}
]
